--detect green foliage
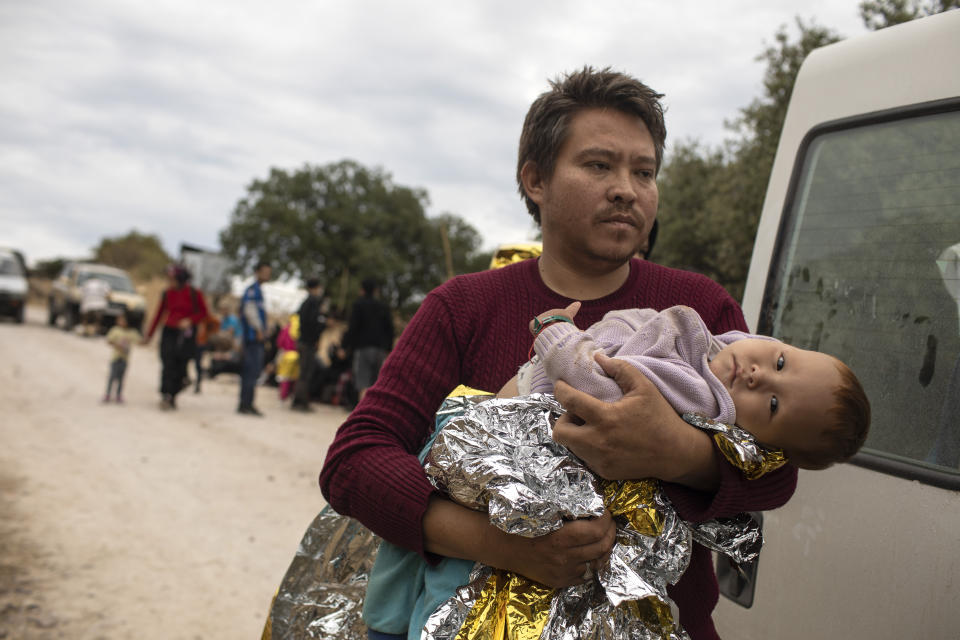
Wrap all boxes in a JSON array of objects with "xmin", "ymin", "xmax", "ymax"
[
  {"xmin": 655, "ymin": 20, "xmax": 840, "ymax": 301},
  {"xmin": 32, "ymin": 258, "xmax": 67, "ymax": 279},
  {"xmin": 656, "ymin": 3, "xmax": 957, "ymax": 299},
  {"xmin": 92, "ymin": 230, "xmax": 172, "ymax": 282},
  {"xmin": 219, "ymin": 160, "xmax": 487, "ymax": 316},
  {"xmin": 859, "ymin": 0, "xmax": 959, "ymax": 30}
]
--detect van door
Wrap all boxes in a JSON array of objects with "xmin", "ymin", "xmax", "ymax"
[{"xmin": 714, "ymin": 101, "xmax": 960, "ymax": 638}]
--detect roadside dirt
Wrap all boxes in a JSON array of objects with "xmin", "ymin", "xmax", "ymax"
[{"xmin": 0, "ymin": 305, "xmax": 346, "ymax": 639}]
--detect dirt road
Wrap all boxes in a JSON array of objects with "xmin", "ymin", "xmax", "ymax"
[{"xmin": 0, "ymin": 305, "xmax": 346, "ymax": 639}]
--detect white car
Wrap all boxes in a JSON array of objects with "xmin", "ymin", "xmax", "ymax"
[
  {"xmin": 48, "ymin": 262, "xmax": 146, "ymax": 332},
  {"xmin": 0, "ymin": 248, "xmax": 28, "ymax": 323}
]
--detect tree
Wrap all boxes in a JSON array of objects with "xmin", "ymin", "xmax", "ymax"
[
  {"xmin": 92, "ymin": 230, "xmax": 172, "ymax": 282},
  {"xmin": 219, "ymin": 160, "xmax": 488, "ymax": 316},
  {"xmin": 655, "ymin": 20, "xmax": 840, "ymax": 300},
  {"xmin": 859, "ymin": 0, "xmax": 959, "ymax": 30},
  {"xmin": 32, "ymin": 257, "xmax": 67, "ymax": 280}
]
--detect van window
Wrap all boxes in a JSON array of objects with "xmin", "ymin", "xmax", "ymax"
[
  {"xmin": 760, "ymin": 109, "xmax": 960, "ymax": 478},
  {"xmin": 0, "ymin": 255, "xmax": 24, "ymax": 276}
]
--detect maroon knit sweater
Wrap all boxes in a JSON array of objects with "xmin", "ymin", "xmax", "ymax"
[{"xmin": 320, "ymin": 258, "xmax": 797, "ymax": 640}]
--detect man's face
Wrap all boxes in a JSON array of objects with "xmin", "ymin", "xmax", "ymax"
[
  {"xmin": 526, "ymin": 108, "xmax": 659, "ymax": 274},
  {"xmin": 708, "ymin": 338, "xmax": 841, "ymax": 455},
  {"xmin": 257, "ymin": 265, "xmax": 272, "ymax": 283}
]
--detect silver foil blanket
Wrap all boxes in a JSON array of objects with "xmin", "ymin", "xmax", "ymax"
[
  {"xmin": 422, "ymin": 395, "xmax": 765, "ymax": 640},
  {"xmin": 682, "ymin": 413, "xmax": 788, "ymax": 480},
  {"xmin": 264, "ymin": 395, "xmax": 766, "ymax": 640},
  {"xmin": 424, "ymin": 394, "xmax": 605, "ymax": 537},
  {"xmin": 268, "ymin": 507, "xmax": 380, "ymax": 640}
]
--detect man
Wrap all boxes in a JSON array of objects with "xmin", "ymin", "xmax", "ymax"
[
  {"xmin": 320, "ymin": 67, "xmax": 797, "ymax": 639},
  {"xmin": 340, "ymin": 277, "xmax": 393, "ymax": 402},
  {"xmin": 292, "ymin": 278, "xmax": 327, "ymax": 412},
  {"xmin": 237, "ymin": 261, "xmax": 271, "ymax": 416},
  {"xmin": 80, "ymin": 276, "xmax": 111, "ymax": 336}
]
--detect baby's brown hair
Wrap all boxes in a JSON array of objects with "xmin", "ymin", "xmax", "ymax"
[{"xmin": 788, "ymin": 359, "xmax": 871, "ymax": 470}]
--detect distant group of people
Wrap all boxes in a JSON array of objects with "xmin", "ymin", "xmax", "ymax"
[{"xmin": 101, "ymin": 259, "xmax": 394, "ymax": 418}]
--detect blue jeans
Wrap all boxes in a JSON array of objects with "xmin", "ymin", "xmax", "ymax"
[
  {"xmin": 239, "ymin": 341, "xmax": 264, "ymax": 409},
  {"xmin": 106, "ymin": 358, "xmax": 127, "ymax": 397}
]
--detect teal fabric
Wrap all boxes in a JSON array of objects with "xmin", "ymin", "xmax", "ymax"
[
  {"xmin": 362, "ymin": 408, "xmax": 475, "ymax": 638},
  {"xmin": 408, "ymin": 557, "xmax": 475, "ymax": 640}
]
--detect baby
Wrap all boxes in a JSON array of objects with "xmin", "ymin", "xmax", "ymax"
[{"xmin": 511, "ymin": 302, "xmax": 871, "ymax": 470}]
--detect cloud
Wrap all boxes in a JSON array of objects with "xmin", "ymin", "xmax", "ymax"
[{"xmin": 0, "ymin": 0, "xmax": 866, "ymax": 265}]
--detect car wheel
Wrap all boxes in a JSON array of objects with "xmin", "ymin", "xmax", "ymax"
[
  {"xmin": 65, "ymin": 304, "xmax": 78, "ymax": 330},
  {"xmin": 48, "ymin": 301, "xmax": 58, "ymax": 326},
  {"xmin": 15, "ymin": 306, "xmax": 25, "ymax": 324}
]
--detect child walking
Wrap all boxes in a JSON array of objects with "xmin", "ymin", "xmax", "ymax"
[{"xmin": 104, "ymin": 312, "xmax": 140, "ymax": 403}]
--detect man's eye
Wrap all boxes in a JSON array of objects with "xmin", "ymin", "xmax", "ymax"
[
  {"xmin": 770, "ymin": 395, "xmax": 779, "ymax": 415},
  {"xmin": 776, "ymin": 355, "xmax": 785, "ymax": 371}
]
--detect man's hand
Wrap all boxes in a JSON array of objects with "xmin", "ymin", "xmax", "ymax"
[
  {"xmin": 423, "ymin": 497, "xmax": 615, "ymax": 589},
  {"xmin": 494, "ymin": 511, "xmax": 615, "ymax": 588},
  {"xmin": 552, "ymin": 353, "xmax": 721, "ymax": 491}
]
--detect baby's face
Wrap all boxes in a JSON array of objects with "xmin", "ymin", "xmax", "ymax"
[{"xmin": 708, "ymin": 338, "xmax": 840, "ymax": 452}]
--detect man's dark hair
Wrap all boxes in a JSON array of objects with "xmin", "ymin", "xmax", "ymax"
[
  {"xmin": 361, "ymin": 277, "xmax": 379, "ymax": 296},
  {"xmin": 255, "ymin": 261, "xmax": 271, "ymax": 272},
  {"xmin": 789, "ymin": 360, "xmax": 871, "ymax": 470},
  {"xmin": 306, "ymin": 277, "xmax": 321, "ymax": 290},
  {"xmin": 517, "ymin": 66, "xmax": 667, "ymax": 224}
]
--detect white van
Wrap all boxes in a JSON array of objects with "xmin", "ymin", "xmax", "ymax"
[{"xmin": 714, "ymin": 11, "xmax": 960, "ymax": 639}]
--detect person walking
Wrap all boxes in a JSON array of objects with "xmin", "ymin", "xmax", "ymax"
[
  {"xmin": 292, "ymin": 278, "xmax": 327, "ymax": 412},
  {"xmin": 340, "ymin": 277, "xmax": 393, "ymax": 403},
  {"xmin": 80, "ymin": 276, "xmax": 111, "ymax": 336},
  {"xmin": 142, "ymin": 264, "xmax": 209, "ymax": 410},
  {"xmin": 320, "ymin": 67, "xmax": 798, "ymax": 640},
  {"xmin": 237, "ymin": 261, "xmax": 271, "ymax": 416}
]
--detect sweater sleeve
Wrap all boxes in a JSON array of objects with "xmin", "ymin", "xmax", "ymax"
[
  {"xmin": 664, "ymin": 461, "xmax": 798, "ymax": 522},
  {"xmin": 242, "ymin": 299, "xmax": 263, "ymax": 333},
  {"xmin": 145, "ymin": 291, "xmax": 168, "ymax": 340},
  {"xmin": 319, "ymin": 291, "xmax": 464, "ymax": 560},
  {"xmin": 532, "ymin": 311, "xmax": 647, "ymax": 402}
]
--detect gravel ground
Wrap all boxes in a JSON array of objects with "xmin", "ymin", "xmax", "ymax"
[{"xmin": 0, "ymin": 305, "xmax": 346, "ymax": 639}]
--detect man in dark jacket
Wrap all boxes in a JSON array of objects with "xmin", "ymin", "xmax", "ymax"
[
  {"xmin": 341, "ymin": 277, "xmax": 393, "ymax": 401},
  {"xmin": 292, "ymin": 278, "xmax": 327, "ymax": 412}
]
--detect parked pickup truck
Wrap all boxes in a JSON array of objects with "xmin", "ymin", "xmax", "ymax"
[
  {"xmin": 713, "ymin": 11, "xmax": 960, "ymax": 639},
  {"xmin": 48, "ymin": 262, "xmax": 147, "ymax": 332}
]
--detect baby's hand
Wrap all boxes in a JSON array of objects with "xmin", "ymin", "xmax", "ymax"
[{"xmin": 529, "ymin": 301, "xmax": 581, "ymax": 335}]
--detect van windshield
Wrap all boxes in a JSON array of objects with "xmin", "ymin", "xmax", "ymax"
[{"xmin": 762, "ymin": 109, "xmax": 960, "ymax": 474}]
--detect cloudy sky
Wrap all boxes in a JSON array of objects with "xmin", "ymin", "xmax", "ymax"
[{"xmin": 0, "ymin": 0, "xmax": 869, "ymax": 266}]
